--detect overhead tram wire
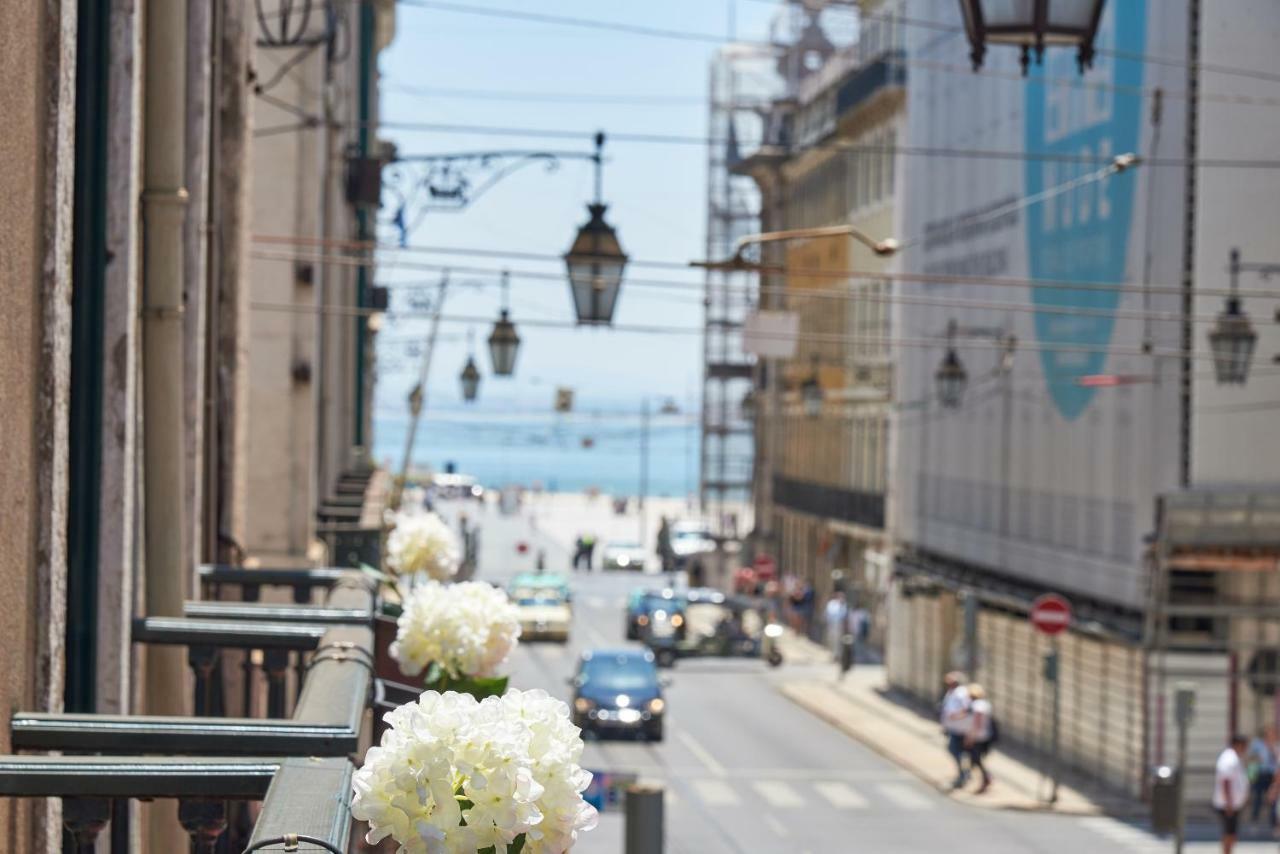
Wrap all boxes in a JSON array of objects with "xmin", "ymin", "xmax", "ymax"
[
  {"xmin": 252, "ymin": 247, "xmax": 1269, "ymax": 332},
  {"xmin": 371, "ymin": 122, "xmax": 1280, "ymax": 169},
  {"xmin": 249, "ymin": 299, "xmax": 1276, "ymax": 367},
  {"xmin": 250, "ymin": 236, "xmax": 1280, "ymax": 303},
  {"xmin": 258, "ymin": 0, "xmax": 1280, "ymax": 86}
]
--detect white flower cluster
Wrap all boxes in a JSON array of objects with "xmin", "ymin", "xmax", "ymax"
[
  {"xmin": 352, "ymin": 689, "xmax": 598, "ymax": 854},
  {"xmin": 386, "ymin": 510, "xmax": 461, "ymax": 582},
  {"xmin": 391, "ymin": 581, "xmax": 521, "ymax": 679}
]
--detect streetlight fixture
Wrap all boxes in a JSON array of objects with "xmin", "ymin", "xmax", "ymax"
[
  {"xmin": 460, "ymin": 328, "xmax": 481, "ymax": 402},
  {"xmin": 958, "ymin": 0, "xmax": 1107, "ymax": 74},
  {"xmin": 564, "ymin": 132, "xmax": 628, "ymax": 325},
  {"xmin": 691, "ymin": 223, "xmax": 899, "ymax": 273},
  {"xmin": 935, "ymin": 346, "xmax": 968, "ymax": 409},
  {"xmin": 935, "ymin": 319, "xmax": 1017, "ymax": 408},
  {"xmin": 801, "ymin": 356, "xmax": 823, "ymax": 418},
  {"xmin": 1208, "ymin": 248, "xmax": 1260, "ymax": 385},
  {"xmin": 488, "ymin": 270, "xmax": 521, "ymax": 376},
  {"xmin": 459, "ymin": 356, "xmax": 481, "ymax": 402}
]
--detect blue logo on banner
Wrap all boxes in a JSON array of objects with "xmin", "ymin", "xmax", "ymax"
[{"xmin": 1024, "ymin": 2, "xmax": 1145, "ymax": 419}]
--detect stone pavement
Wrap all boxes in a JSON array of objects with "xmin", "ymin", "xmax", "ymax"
[{"xmin": 776, "ymin": 643, "xmax": 1141, "ymax": 817}]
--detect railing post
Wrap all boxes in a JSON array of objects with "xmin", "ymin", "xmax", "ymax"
[
  {"xmin": 264, "ymin": 648, "xmax": 289, "ymax": 718},
  {"xmin": 62, "ymin": 797, "xmax": 110, "ymax": 851},
  {"xmin": 178, "ymin": 798, "xmax": 228, "ymax": 854},
  {"xmin": 189, "ymin": 645, "xmax": 218, "ymax": 716}
]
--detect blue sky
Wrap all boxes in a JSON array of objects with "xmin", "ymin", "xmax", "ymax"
[{"xmin": 371, "ymin": 1, "xmax": 788, "ymax": 420}]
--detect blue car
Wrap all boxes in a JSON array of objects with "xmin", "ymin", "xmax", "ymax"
[
  {"xmin": 624, "ymin": 588, "xmax": 686, "ymax": 640},
  {"xmin": 570, "ymin": 649, "xmax": 666, "ymax": 741}
]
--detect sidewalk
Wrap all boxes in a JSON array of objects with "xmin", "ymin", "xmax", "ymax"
[{"xmin": 778, "ymin": 654, "xmax": 1143, "ymax": 817}]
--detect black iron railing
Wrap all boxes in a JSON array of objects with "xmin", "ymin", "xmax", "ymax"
[{"xmin": 1, "ymin": 567, "xmax": 383, "ymax": 852}]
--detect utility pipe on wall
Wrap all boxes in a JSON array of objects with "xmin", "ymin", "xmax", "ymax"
[{"xmin": 141, "ymin": 0, "xmax": 190, "ymax": 710}]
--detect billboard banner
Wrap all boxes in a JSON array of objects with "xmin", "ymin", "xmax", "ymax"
[{"xmin": 896, "ymin": 0, "xmax": 1189, "ymax": 608}]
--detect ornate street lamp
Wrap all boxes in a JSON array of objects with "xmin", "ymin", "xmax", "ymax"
[
  {"xmin": 459, "ymin": 357, "xmax": 481, "ymax": 402},
  {"xmin": 460, "ymin": 328, "xmax": 482, "ymax": 402},
  {"xmin": 1208, "ymin": 248, "xmax": 1259, "ymax": 385},
  {"xmin": 487, "ymin": 271, "xmax": 521, "ymax": 377},
  {"xmin": 958, "ymin": 0, "xmax": 1107, "ymax": 74},
  {"xmin": 741, "ymin": 388, "xmax": 757, "ymax": 420},
  {"xmin": 935, "ymin": 322, "xmax": 969, "ymax": 409},
  {"xmin": 801, "ymin": 357, "xmax": 823, "ymax": 418},
  {"xmin": 564, "ymin": 132, "xmax": 628, "ymax": 325}
]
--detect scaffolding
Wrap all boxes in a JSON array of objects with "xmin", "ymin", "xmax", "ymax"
[
  {"xmin": 700, "ymin": 2, "xmax": 848, "ymax": 537},
  {"xmin": 700, "ymin": 43, "xmax": 776, "ymax": 535}
]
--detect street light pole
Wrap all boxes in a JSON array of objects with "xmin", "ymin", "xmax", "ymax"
[
  {"xmin": 391, "ymin": 272, "xmax": 449, "ymax": 511},
  {"xmin": 639, "ymin": 397, "xmax": 650, "ymax": 546}
]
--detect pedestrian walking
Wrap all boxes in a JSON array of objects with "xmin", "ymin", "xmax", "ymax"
[
  {"xmin": 657, "ymin": 517, "xmax": 674, "ymax": 574},
  {"xmin": 583, "ymin": 533, "xmax": 597, "ymax": 570},
  {"xmin": 940, "ymin": 672, "xmax": 972, "ymax": 789},
  {"xmin": 966, "ymin": 683, "xmax": 995, "ymax": 793},
  {"xmin": 1247, "ymin": 725, "xmax": 1278, "ymax": 832},
  {"xmin": 824, "ymin": 591, "xmax": 848, "ymax": 656},
  {"xmin": 1214, "ymin": 734, "xmax": 1250, "ymax": 854},
  {"xmin": 572, "ymin": 535, "xmax": 589, "ymax": 571}
]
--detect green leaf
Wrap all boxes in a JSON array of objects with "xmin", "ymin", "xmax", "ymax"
[
  {"xmin": 508, "ymin": 834, "xmax": 526, "ymax": 853},
  {"xmin": 424, "ymin": 667, "xmax": 509, "ymax": 700},
  {"xmin": 379, "ymin": 600, "xmax": 403, "ymax": 619}
]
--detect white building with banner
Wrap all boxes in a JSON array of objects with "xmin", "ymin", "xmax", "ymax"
[{"xmin": 888, "ymin": 0, "xmax": 1280, "ymax": 798}]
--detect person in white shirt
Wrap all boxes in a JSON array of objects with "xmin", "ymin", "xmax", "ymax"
[
  {"xmin": 824, "ymin": 592, "xmax": 848, "ymax": 656},
  {"xmin": 1214, "ymin": 734, "xmax": 1250, "ymax": 853},
  {"xmin": 966, "ymin": 683, "xmax": 995, "ymax": 793},
  {"xmin": 940, "ymin": 671, "xmax": 972, "ymax": 788}
]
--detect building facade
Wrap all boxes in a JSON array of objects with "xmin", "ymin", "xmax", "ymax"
[
  {"xmin": 0, "ymin": 1, "xmax": 392, "ymax": 849},
  {"xmin": 739, "ymin": 0, "xmax": 905, "ymax": 641},
  {"xmin": 888, "ymin": 0, "xmax": 1280, "ymax": 797}
]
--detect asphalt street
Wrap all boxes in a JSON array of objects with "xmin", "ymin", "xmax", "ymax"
[{"xmin": 448, "ymin": 497, "xmax": 1271, "ymax": 853}]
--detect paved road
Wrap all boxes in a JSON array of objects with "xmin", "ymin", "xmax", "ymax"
[{"xmin": 447, "ymin": 497, "xmax": 1272, "ymax": 853}]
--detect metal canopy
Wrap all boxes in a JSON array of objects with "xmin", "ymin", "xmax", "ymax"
[
  {"xmin": 182, "ymin": 600, "xmax": 372, "ymax": 626},
  {"xmin": 0, "ymin": 756, "xmax": 281, "ymax": 799},
  {"xmin": 132, "ymin": 617, "xmax": 328, "ymax": 650},
  {"xmin": 11, "ymin": 714, "xmax": 359, "ymax": 756}
]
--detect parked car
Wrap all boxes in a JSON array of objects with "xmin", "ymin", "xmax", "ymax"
[
  {"xmin": 569, "ymin": 648, "xmax": 667, "ymax": 740},
  {"xmin": 507, "ymin": 573, "xmax": 571, "ymax": 642},
  {"xmin": 625, "ymin": 588, "xmax": 686, "ymax": 640},
  {"xmin": 601, "ymin": 540, "xmax": 648, "ymax": 571}
]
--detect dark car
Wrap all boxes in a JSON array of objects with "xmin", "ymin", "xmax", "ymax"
[
  {"xmin": 570, "ymin": 649, "xmax": 666, "ymax": 741},
  {"xmin": 624, "ymin": 588, "xmax": 686, "ymax": 641}
]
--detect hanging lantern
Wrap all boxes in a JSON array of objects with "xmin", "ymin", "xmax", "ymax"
[
  {"xmin": 459, "ymin": 356, "xmax": 481, "ymax": 402},
  {"xmin": 488, "ymin": 311, "xmax": 520, "ymax": 377},
  {"xmin": 488, "ymin": 271, "xmax": 521, "ymax": 376},
  {"xmin": 1208, "ymin": 249, "xmax": 1258, "ymax": 385},
  {"xmin": 564, "ymin": 133, "xmax": 627, "ymax": 325},
  {"xmin": 741, "ymin": 389, "xmax": 757, "ymax": 420},
  {"xmin": 935, "ymin": 348, "xmax": 968, "ymax": 408},
  {"xmin": 958, "ymin": 0, "xmax": 1107, "ymax": 74}
]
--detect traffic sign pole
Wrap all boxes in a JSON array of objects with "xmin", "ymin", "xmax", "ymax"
[{"xmin": 1030, "ymin": 594, "xmax": 1071, "ymax": 805}]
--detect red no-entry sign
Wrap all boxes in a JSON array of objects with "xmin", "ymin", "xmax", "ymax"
[{"xmin": 1030, "ymin": 594, "xmax": 1072, "ymax": 636}]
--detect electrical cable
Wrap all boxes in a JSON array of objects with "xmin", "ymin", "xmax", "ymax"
[
  {"xmin": 250, "ymin": 244, "xmax": 1280, "ymax": 305},
  {"xmin": 250, "ymin": 299, "xmax": 1273, "ymax": 365},
  {"xmin": 372, "ymin": 122, "xmax": 1280, "ymax": 169}
]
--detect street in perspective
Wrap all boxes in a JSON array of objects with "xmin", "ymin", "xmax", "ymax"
[{"xmin": 1, "ymin": 1, "xmax": 1279, "ymax": 853}]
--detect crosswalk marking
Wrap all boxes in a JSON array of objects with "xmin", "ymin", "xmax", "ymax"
[
  {"xmin": 1078, "ymin": 818, "xmax": 1167, "ymax": 852},
  {"xmin": 691, "ymin": 779, "xmax": 740, "ymax": 806},
  {"xmin": 813, "ymin": 781, "xmax": 869, "ymax": 809},
  {"xmin": 753, "ymin": 781, "xmax": 804, "ymax": 808},
  {"xmin": 877, "ymin": 782, "xmax": 932, "ymax": 809}
]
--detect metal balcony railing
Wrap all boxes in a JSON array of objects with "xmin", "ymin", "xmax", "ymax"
[{"xmin": 0, "ymin": 566, "xmax": 390, "ymax": 853}]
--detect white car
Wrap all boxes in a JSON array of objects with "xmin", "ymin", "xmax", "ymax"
[
  {"xmin": 602, "ymin": 541, "xmax": 648, "ymax": 571},
  {"xmin": 671, "ymin": 520, "xmax": 716, "ymax": 569},
  {"xmin": 508, "ymin": 576, "xmax": 571, "ymax": 643}
]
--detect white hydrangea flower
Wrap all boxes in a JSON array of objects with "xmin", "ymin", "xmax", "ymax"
[
  {"xmin": 352, "ymin": 689, "xmax": 598, "ymax": 854},
  {"xmin": 390, "ymin": 581, "xmax": 521, "ymax": 680},
  {"xmin": 386, "ymin": 510, "xmax": 461, "ymax": 582}
]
